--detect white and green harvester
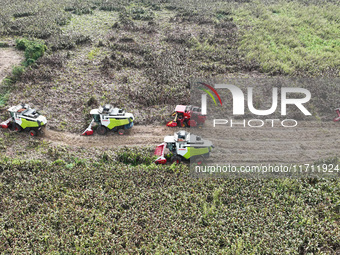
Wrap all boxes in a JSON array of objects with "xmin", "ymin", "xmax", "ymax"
[
  {"xmin": 82, "ymin": 104, "xmax": 134, "ymax": 135},
  {"xmin": 0, "ymin": 104, "xmax": 47, "ymax": 136},
  {"xmin": 154, "ymin": 130, "xmax": 214, "ymax": 164}
]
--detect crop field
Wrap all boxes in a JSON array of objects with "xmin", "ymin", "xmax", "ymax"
[{"xmin": 0, "ymin": 0, "xmax": 339, "ymax": 254}]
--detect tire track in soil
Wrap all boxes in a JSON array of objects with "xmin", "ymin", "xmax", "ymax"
[
  {"xmin": 42, "ymin": 121, "xmax": 340, "ymax": 164},
  {"xmin": 43, "ymin": 125, "xmax": 178, "ymax": 148},
  {"xmin": 201, "ymin": 121, "xmax": 340, "ymax": 164}
]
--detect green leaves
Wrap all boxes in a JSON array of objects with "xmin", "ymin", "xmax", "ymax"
[
  {"xmin": 15, "ymin": 38, "xmax": 46, "ymax": 66},
  {"xmin": 0, "ymin": 156, "xmax": 339, "ymax": 253},
  {"xmin": 234, "ymin": 2, "xmax": 340, "ymax": 76},
  {"xmin": 115, "ymin": 146, "xmax": 156, "ymax": 166}
]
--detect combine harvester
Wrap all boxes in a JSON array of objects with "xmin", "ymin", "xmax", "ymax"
[
  {"xmin": 166, "ymin": 105, "xmax": 206, "ymax": 128},
  {"xmin": 0, "ymin": 103, "xmax": 47, "ymax": 136},
  {"xmin": 82, "ymin": 104, "xmax": 134, "ymax": 135},
  {"xmin": 154, "ymin": 130, "xmax": 214, "ymax": 164},
  {"xmin": 334, "ymin": 108, "xmax": 340, "ymax": 122}
]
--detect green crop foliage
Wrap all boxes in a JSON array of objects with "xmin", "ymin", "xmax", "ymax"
[
  {"xmin": 233, "ymin": 1, "xmax": 340, "ymax": 76},
  {"xmin": 0, "ymin": 42, "xmax": 9, "ymax": 47},
  {"xmin": 0, "ymin": 78, "xmax": 14, "ymax": 107},
  {"xmin": 125, "ymin": 3, "xmax": 155, "ymax": 21},
  {"xmin": 115, "ymin": 146, "xmax": 156, "ymax": 165},
  {"xmin": 0, "ymin": 92, "xmax": 9, "ymax": 107},
  {"xmin": 0, "ymin": 157, "xmax": 339, "ymax": 253},
  {"xmin": 15, "ymin": 38, "xmax": 46, "ymax": 66},
  {"xmin": 11, "ymin": 65, "xmax": 24, "ymax": 81}
]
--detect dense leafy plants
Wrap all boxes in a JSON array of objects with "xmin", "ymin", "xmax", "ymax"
[
  {"xmin": 115, "ymin": 146, "xmax": 156, "ymax": 165},
  {"xmin": 15, "ymin": 38, "xmax": 46, "ymax": 66},
  {"xmin": 0, "ymin": 157, "xmax": 339, "ymax": 253},
  {"xmin": 233, "ymin": 2, "xmax": 340, "ymax": 76}
]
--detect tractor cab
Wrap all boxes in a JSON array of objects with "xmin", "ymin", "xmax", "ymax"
[
  {"xmin": 166, "ymin": 105, "xmax": 206, "ymax": 128},
  {"xmin": 7, "ymin": 104, "xmax": 29, "ymax": 118},
  {"xmin": 99, "ymin": 104, "xmax": 114, "ymax": 114},
  {"xmin": 22, "ymin": 108, "xmax": 39, "ymax": 119},
  {"xmin": 175, "ymin": 130, "xmax": 188, "ymax": 141},
  {"xmin": 98, "ymin": 104, "xmax": 126, "ymax": 116}
]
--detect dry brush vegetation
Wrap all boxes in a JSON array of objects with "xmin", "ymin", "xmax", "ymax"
[{"xmin": 1, "ymin": 0, "xmax": 339, "ymax": 130}]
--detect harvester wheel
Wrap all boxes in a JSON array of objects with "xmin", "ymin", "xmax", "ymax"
[
  {"xmin": 12, "ymin": 123, "xmax": 22, "ymax": 132},
  {"xmin": 97, "ymin": 125, "xmax": 107, "ymax": 135},
  {"xmin": 29, "ymin": 130, "xmax": 37, "ymax": 137},
  {"xmin": 171, "ymin": 156, "xmax": 181, "ymax": 164},
  {"xmin": 118, "ymin": 129, "xmax": 125, "ymax": 135},
  {"xmin": 193, "ymin": 155, "xmax": 205, "ymax": 165}
]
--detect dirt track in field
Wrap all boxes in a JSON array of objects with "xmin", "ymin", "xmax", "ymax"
[
  {"xmin": 1, "ymin": 48, "xmax": 339, "ymax": 165},
  {"xmin": 42, "ymin": 120, "xmax": 340, "ymax": 165},
  {"xmin": 200, "ymin": 121, "xmax": 340, "ymax": 164},
  {"xmin": 43, "ymin": 125, "xmax": 173, "ymax": 148},
  {"xmin": 0, "ymin": 48, "xmax": 23, "ymax": 84}
]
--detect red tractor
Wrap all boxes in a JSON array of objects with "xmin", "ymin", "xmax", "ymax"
[{"xmin": 166, "ymin": 105, "xmax": 206, "ymax": 127}]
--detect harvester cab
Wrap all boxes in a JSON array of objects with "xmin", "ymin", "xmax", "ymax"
[
  {"xmin": 166, "ymin": 105, "xmax": 206, "ymax": 127},
  {"xmin": 154, "ymin": 130, "xmax": 214, "ymax": 164},
  {"xmin": 0, "ymin": 103, "xmax": 47, "ymax": 136},
  {"xmin": 82, "ymin": 104, "xmax": 134, "ymax": 136}
]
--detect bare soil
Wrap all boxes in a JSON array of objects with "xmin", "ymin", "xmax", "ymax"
[
  {"xmin": 43, "ymin": 125, "xmax": 174, "ymax": 148},
  {"xmin": 0, "ymin": 48, "xmax": 23, "ymax": 84},
  {"xmin": 41, "ymin": 120, "xmax": 340, "ymax": 165},
  {"xmin": 199, "ymin": 121, "xmax": 340, "ymax": 164}
]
